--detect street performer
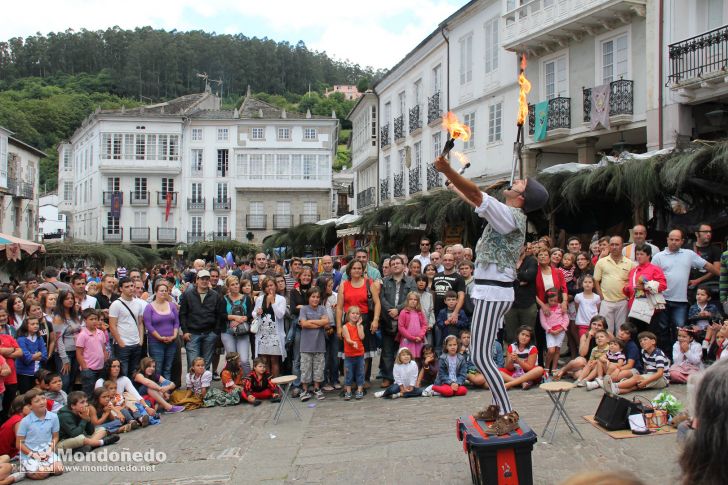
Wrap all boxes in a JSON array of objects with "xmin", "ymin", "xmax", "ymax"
[{"xmin": 434, "ymin": 155, "xmax": 548, "ymax": 434}]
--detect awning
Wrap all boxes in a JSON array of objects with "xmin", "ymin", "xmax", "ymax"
[
  {"xmin": 336, "ymin": 226, "xmax": 364, "ymax": 237},
  {"xmin": 0, "ymin": 233, "xmax": 45, "ymax": 261}
]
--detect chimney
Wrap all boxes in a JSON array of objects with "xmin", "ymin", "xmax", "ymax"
[
  {"xmin": 233, "ymin": 108, "xmax": 239, "ymax": 118},
  {"xmin": 331, "ymin": 109, "xmax": 337, "ymax": 119},
  {"xmin": 306, "ymin": 109, "xmax": 311, "ymax": 119},
  {"xmin": 281, "ymin": 109, "xmax": 287, "ymax": 119}
]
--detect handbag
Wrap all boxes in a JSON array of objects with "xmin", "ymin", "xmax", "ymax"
[
  {"xmin": 250, "ymin": 316, "xmax": 261, "ymax": 334},
  {"xmin": 628, "ymin": 298, "xmax": 654, "ymax": 323},
  {"xmin": 226, "ymin": 296, "xmax": 250, "ymax": 336}
]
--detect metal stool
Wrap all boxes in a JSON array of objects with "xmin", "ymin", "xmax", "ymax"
[
  {"xmin": 539, "ymin": 381, "xmax": 583, "ymax": 442},
  {"xmin": 271, "ymin": 375, "xmax": 301, "ymax": 425}
]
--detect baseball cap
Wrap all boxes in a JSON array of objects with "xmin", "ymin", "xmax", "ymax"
[{"xmin": 197, "ymin": 270, "xmax": 211, "ymax": 278}]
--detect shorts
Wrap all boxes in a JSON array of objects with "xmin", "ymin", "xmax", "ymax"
[
  {"xmin": 499, "ymin": 367, "xmax": 524, "ymax": 378},
  {"xmin": 545, "ymin": 331, "xmax": 566, "ymax": 348},
  {"xmin": 20, "ymin": 451, "xmax": 60, "ymax": 472},
  {"xmin": 643, "ymin": 374, "xmax": 668, "ymax": 389},
  {"xmin": 300, "ymin": 352, "xmax": 325, "ymax": 384}
]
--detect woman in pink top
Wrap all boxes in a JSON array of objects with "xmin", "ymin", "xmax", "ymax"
[{"xmin": 397, "ymin": 292, "xmax": 428, "ymax": 364}]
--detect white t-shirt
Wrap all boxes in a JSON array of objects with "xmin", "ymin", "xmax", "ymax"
[
  {"xmin": 574, "ymin": 292, "xmax": 601, "ymax": 326},
  {"xmin": 109, "ymin": 297, "xmax": 144, "ymax": 346},
  {"xmin": 79, "ymin": 294, "xmax": 98, "ymax": 310},
  {"xmin": 94, "ymin": 376, "xmax": 142, "ymax": 401}
]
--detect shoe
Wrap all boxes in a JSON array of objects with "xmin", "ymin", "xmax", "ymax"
[
  {"xmin": 576, "ymin": 380, "xmax": 585, "ymax": 387},
  {"xmin": 603, "ymin": 375, "xmax": 620, "ymax": 395},
  {"xmin": 252, "ymin": 400, "xmax": 262, "ymax": 407},
  {"xmin": 129, "ymin": 420, "xmax": 141, "ymax": 431},
  {"xmin": 374, "ymin": 390, "xmax": 385, "ymax": 398},
  {"xmin": 322, "ymin": 384, "xmax": 334, "ymax": 392},
  {"xmin": 483, "ymin": 411, "xmax": 520, "ymax": 435},
  {"xmin": 138, "ymin": 415, "xmax": 150, "ymax": 428},
  {"xmin": 421, "ymin": 390, "xmax": 432, "ymax": 397},
  {"xmin": 363, "ymin": 381, "xmax": 371, "ymax": 389},
  {"xmin": 334, "ymin": 383, "xmax": 342, "ymax": 390},
  {"xmin": 291, "ymin": 387, "xmax": 301, "ymax": 398},
  {"xmin": 271, "ymin": 396, "xmax": 281, "ymax": 403},
  {"xmin": 552, "ymin": 370, "xmax": 563, "ymax": 381},
  {"xmin": 474, "ymin": 404, "xmax": 500, "ymax": 421},
  {"xmin": 166, "ymin": 405, "xmax": 184, "ymax": 414},
  {"xmin": 390, "ymin": 393, "xmax": 399, "ymax": 399},
  {"xmin": 118, "ymin": 423, "xmax": 132, "ymax": 433},
  {"xmin": 542, "ymin": 371, "xmax": 552, "ymax": 383},
  {"xmin": 102, "ymin": 435, "xmax": 120, "ymax": 446},
  {"xmin": 586, "ymin": 381, "xmax": 600, "ymax": 391},
  {"xmin": 595, "ymin": 377, "xmax": 604, "ymax": 388},
  {"xmin": 343, "ymin": 392, "xmax": 352, "ymax": 401},
  {"xmin": 314, "ymin": 389, "xmax": 325, "ymax": 400},
  {"xmin": 300, "ymin": 391, "xmax": 311, "ymax": 402},
  {"xmin": 212, "ymin": 372, "xmax": 221, "ymax": 381},
  {"xmin": 354, "ymin": 391, "xmax": 364, "ymax": 400}
]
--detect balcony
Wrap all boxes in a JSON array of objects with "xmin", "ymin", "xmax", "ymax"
[
  {"xmin": 102, "ymin": 227, "xmax": 123, "ymax": 243},
  {"xmin": 380, "ymin": 123, "xmax": 390, "ymax": 148},
  {"xmin": 213, "ymin": 197, "xmax": 231, "ymax": 211},
  {"xmin": 187, "ymin": 231, "xmax": 205, "ymax": 244},
  {"xmin": 212, "ymin": 231, "xmax": 231, "ymax": 241},
  {"xmin": 130, "ymin": 227, "xmax": 150, "ymax": 243},
  {"xmin": 502, "ymin": 0, "xmax": 646, "ymax": 52},
  {"xmin": 187, "ymin": 198, "xmax": 205, "ymax": 211},
  {"xmin": 157, "ymin": 227, "xmax": 177, "ymax": 243},
  {"xmin": 528, "ymin": 97, "xmax": 571, "ymax": 139},
  {"xmin": 583, "ymin": 79, "xmax": 634, "ymax": 126},
  {"xmin": 394, "ymin": 115, "xmax": 405, "ymax": 141},
  {"xmin": 427, "ymin": 163, "xmax": 443, "ymax": 190},
  {"xmin": 408, "ymin": 165, "xmax": 422, "ymax": 194},
  {"xmin": 102, "ymin": 191, "xmax": 122, "ymax": 206},
  {"xmin": 7, "ymin": 178, "xmax": 33, "ymax": 199},
  {"xmin": 427, "ymin": 92, "xmax": 442, "ymax": 125},
  {"xmin": 380, "ymin": 178, "xmax": 390, "ymax": 201},
  {"xmin": 336, "ymin": 206, "xmax": 349, "ymax": 217},
  {"xmin": 246, "ymin": 214, "xmax": 267, "ymax": 230},
  {"xmin": 357, "ymin": 187, "xmax": 375, "ymax": 210},
  {"xmin": 273, "ymin": 214, "xmax": 293, "ymax": 229},
  {"xmin": 156, "ymin": 191, "xmax": 178, "ymax": 207},
  {"xmin": 129, "ymin": 191, "xmax": 150, "ymax": 206},
  {"xmin": 668, "ymin": 24, "xmax": 728, "ymax": 86},
  {"xmin": 300, "ymin": 214, "xmax": 319, "ymax": 224},
  {"xmin": 393, "ymin": 173, "xmax": 404, "ymax": 198},
  {"xmin": 409, "ymin": 105, "xmax": 421, "ymax": 134}
]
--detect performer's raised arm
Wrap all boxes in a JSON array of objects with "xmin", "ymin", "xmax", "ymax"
[{"xmin": 434, "ymin": 156, "xmax": 483, "ymax": 207}]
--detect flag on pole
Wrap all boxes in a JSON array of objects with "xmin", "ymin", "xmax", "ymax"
[
  {"xmin": 533, "ymin": 100, "xmax": 549, "ymax": 142},
  {"xmin": 165, "ymin": 192, "xmax": 173, "ymax": 222}
]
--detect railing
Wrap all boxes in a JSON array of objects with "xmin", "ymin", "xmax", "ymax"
[
  {"xmin": 129, "ymin": 191, "xmax": 149, "ymax": 206},
  {"xmin": 273, "ymin": 214, "xmax": 293, "ymax": 229},
  {"xmin": 187, "ymin": 198, "xmax": 205, "ymax": 210},
  {"xmin": 409, "ymin": 105, "xmax": 421, "ymax": 133},
  {"xmin": 668, "ymin": 24, "xmax": 728, "ymax": 84},
  {"xmin": 187, "ymin": 231, "xmax": 205, "ymax": 244},
  {"xmin": 528, "ymin": 97, "xmax": 571, "ymax": 135},
  {"xmin": 102, "ymin": 227, "xmax": 123, "ymax": 242},
  {"xmin": 300, "ymin": 214, "xmax": 319, "ymax": 224},
  {"xmin": 130, "ymin": 227, "xmax": 150, "ymax": 242},
  {"xmin": 427, "ymin": 163, "xmax": 443, "ymax": 190},
  {"xmin": 213, "ymin": 197, "xmax": 231, "ymax": 210},
  {"xmin": 103, "ymin": 191, "xmax": 121, "ymax": 206},
  {"xmin": 246, "ymin": 214, "xmax": 267, "ymax": 230},
  {"xmin": 583, "ymin": 79, "xmax": 634, "ymax": 122},
  {"xmin": 428, "ymin": 92, "xmax": 441, "ymax": 124},
  {"xmin": 393, "ymin": 173, "xmax": 404, "ymax": 198},
  {"xmin": 156, "ymin": 191, "xmax": 178, "ymax": 207},
  {"xmin": 394, "ymin": 115, "xmax": 405, "ymax": 141},
  {"xmin": 380, "ymin": 178, "xmax": 390, "ymax": 201},
  {"xmin": 357, "ymin": 187, "xmax": 375, "ymax": 209},
  {"xmin": 213, "ymin": 231, "xmax": 231, "ymax": 241},
  {"xmin": 380, "ymin": 123, "xmax": 390, "ymax": 147},
  {"xmin": 7, "ymin": 178, "xmax": 33, "ymax": 199},
  {"xmin": 409, "ymin": 165, "xmax": 421, "ymax": 194},
  {"xmin": 157, "ymin": 227, "xmax": 177, "ymax": 243}
]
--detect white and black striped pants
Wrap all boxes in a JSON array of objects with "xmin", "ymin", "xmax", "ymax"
[{"xmin": 471, "ymin": 299, "xmax": 513, "ymax": 413}]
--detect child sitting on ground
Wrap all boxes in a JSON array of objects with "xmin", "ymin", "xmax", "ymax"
[
  {"xmin": 436, "ymin": 291, "xmax": 469, "ymax": 341},
  {"xmin": 417, "ymin": 344, "xmax": 439, "ymax": 397},
  {"xmin": 16, "ymin": 389, "xmax": 63, "ymax": 480},
  {"xmin": 687, "ymin": 286, "xmax": 722, "ymax": 337},
  {"xmin": 44, "ymin": 373, "xmax": 67, "ymax": 412},
  {"xmin": 102, "ymin": 380, "xmax": 149, "ymax": 428},
  {"xmin": 133, "ymin": 358, "xmax": 184, "ymax": 413},
  {"xmin": 241, "ymin": 358, "xmax": 279, "ymax": 405},
  {"xmin": 375, "ymin": 347, "xmax": 420, "ymax": 399},
  {"xmin": 540, "ymin": 288, "xmax": 569, "ymax": 376},
  {"xmin": 0, "ymin": 395, "xmax": 29, "ymax": 460},
  {"xmin": 341, "ymin": 306, "xmax": 365, "ymax": 401},
  {"xmin": 499, "ymin": 326, "xmax": 545, "ymax": 390},
  {"xmin": 57, "ymin": 391, "xmax": 119, "ymax": 451},
  {"xmin": 604, "ymin": 331, "xmax": 670, "ymax": 394},
  {"xmin": 458, "ymin": 329, "xmax": 504, "ymax": 388},
  {"xmin": 432, "ymin": 335, "xmax": 468, "ymax": 397},
  {"xmin": 220, "ymin": 352, "xmax": 245, "ymax": 400},
  {"xmin": 89, "ymin": 387, "xmax": 137, "ymax": 434},
  {"xmin": 576, "ymin": 330, "xmax": 610, "ymax": 389},
  {"xmin": 670, "ymin": 327, "xmax": 703, "ymax": 383},
  {"xmin": 605, "ymin": 337, "xmax": 626, "ymax": 377}
]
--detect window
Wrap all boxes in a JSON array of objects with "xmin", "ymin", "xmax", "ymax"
[
  {"xmin": 291, "ymin": 155, "xmax": 302, "ymax": 178},
  {"xmin": 191, "ymin": 149, "xmax": 203, "ymax": 174},
  {"xmin": 303, "ymin": 155, "xmax": 316, "ymax": 179},
  {"xmin": 249, "ymin": 154, "xmax": 263, "ymax": 179},
  {"xmin": 600, "ymin": 33, "xmax": 628, "ymax": 84},
  {"xmin": 277, "ymin": 127, "xmax": 290, "ymax": 140},
  {"xmin": 303, "ymin": 201, "xmax": 317, "ymax": 215},
  {"xmin": 459, "ymin": 34, "xmax": 473, "ymax": 84},
  {"xmin": 135, "ymin": 134, "xmax": 146, "ymax": 160},
  {"xmin": 216, "ymin": 216, "xmax": 228, "ymax": 234},
  {"xmin": 384, "ymin": 155, "xmax": 391, "ymax": 178},
  {"xmin": 191, "ymin": 128, "xmax": 203, "ymax": 141},
  {"xmin": 216, "ymin": 183, "xmax": 228, "ymax": 200},
  {"xmin": 398, "ymin": 92, "xmax": 406, "ymax": 115},
  {"xmin": 397, "ymin": 149, "xmax": 405, "ymax": 174},
  {"xmin": 488, "ymin": 103, "xmax": 502, "ymax": 143},
  {"xmin": 303, "ymin": 128, "xmax": 317, "ymax": 140},
  {"xmin": 370, "ymin": 105, "xmax": 377, "ymax": 142},
  {"xmin": 133, "ymin": 211, "xmax": 147, "ymax": 227},
  {"xmin": 217, "ymin": 149, "xmax": 229, "ymax": 177},
  {"xmin": 62, "ymin": 149, "xmax": 71, "ymax": 170},
  {"xmin": 276, "ymin": 154, "xmax": 290, "ymax": 179},
  {"xmin": 432, "ymin": 132, "xmax": 442, "ymax": 159},
  {"xmin": 191, "ymin": 216, "xmax": 203, "ymax": 234},
  {"xmin": 276, "ymin": 201, "xmax": 291, "ymax": 215},
  {"xmin": 414, "ymin": 80, "xmax": 422, "ymax": 106},
  {"xmin": 161, "ymin": 178, "xmax": 174, "ymax": 194},
  {"xmin": 89, "ymin": 179, "xmax": 93, "ymax": 202},
  {"xmin": 249, "ymin": 201, "xmax": 264, "ymax": 215},
  {"xmin": 251, "ymin": 127, "xmax": 264, "ymax": 140},
  {"xmin": 543, "ymin": 54, "xmax": 568, "ymax": 99},
  {"xmin": 106, "ymin": 212, "xmax": 120, "ymax": 233},
  {"xmin": 63, "ymin": 182, "xmax": 73, "ymax": 201},
  {"xmin": 191, "ymin": 182, "xmax": 203, "ymax": 202},
  {"xmin": 414, "ymin": 141, "xmax": 422, "ymax": 167},
  {"xmin": 134, "ymin": 178, "xmax": 147, "ymax": 198},
  {"xmin": 463, "ymin": 112, "xmax": 476, "ymax": 150},
  {"xmin": 432, "ymin": 64, "xmax": 442, "ymax": 94},
  {"xmin": 384, "ymin": 102, "xmax": 391, "ymax": 123},
  {"xmin": 484, "ymin": 18, "xmax": 499, "ymax": 74},
  {"xmin": 217, "ymin": 128, "xmax": 229, "ymax": 142}
]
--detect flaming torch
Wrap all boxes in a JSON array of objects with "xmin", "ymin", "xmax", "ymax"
[
  {"xmin": 511, "ymin": 53, "xmax": 531, "ymax": 187},
  {"xmin": 441, "ymin": 112, "xmax": 472, "ymax": 185}
]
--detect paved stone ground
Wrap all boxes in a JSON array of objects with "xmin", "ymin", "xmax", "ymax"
[{"xmin": 48, "ymin": 367, "xmax": 687, "ymax": 485}]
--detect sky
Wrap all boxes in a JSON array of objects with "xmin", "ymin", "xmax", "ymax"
[{"xmin": 0, "ymin": 0, "xmax": 468, "ymax": 70}]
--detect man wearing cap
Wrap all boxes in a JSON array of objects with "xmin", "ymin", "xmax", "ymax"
[
  {"xmin": 435, "ymin": 156, "xmax": 548, "ymax": 434},
  {"xmin": 179, "ymin": 269, "xmax": 227, "ymax": 368}
]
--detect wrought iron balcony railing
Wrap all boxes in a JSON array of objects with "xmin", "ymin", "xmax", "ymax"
[
  {"xmin": 583, "ymin": 79, "xmax": 634, "ymax": 122},
  {"xmin": 187, "ymin": 231, "xmax": 205, "ymax": 244},
  {"xmin": 213, "ymin": 231, "xmax": 231, "ymax": 241},
  {"xmin": 130, "ymin": 227, "xmax": 150, "ymax": 242},
  {"xmin": 7, "ymin": 178, "xmax": 33, "ymax": 199},
  {"xmin": 102, "ymin": 191, "xmax": 121, "ymax": 206},
  {"xmin": 427, "ymin": 92, "xmax": 442, "ymax": 125},
  {"xmin": 356, "ymin": 187, "xmax": 375, "ymax": 210},
  {"xmin": 156, "ymin": 227, "xmax": 177, "ymax": 243},
  {"xmin": 394, "ymin": 115, "xmax": 405, "ymax": 141},
  {"xmin": 528, "ymin": 97, "xmax": 571, "ymax": 136},
  {"xmin": 246, "ymin": 214, "xmax": 266, "ymax": 230},
  {"xmin": 668, "ymin": 24, "xmax": 728, "ymax": 84},
  {"xmin": 393, "ymin": 173, "xmax": 404, "ymax": 198},
  {"xmin": 129, "ymin": 191, "xmax": 149, "ymax": 206},
  {"xmin": 156, "ymin": 191, "xmax": 178, "ymax": 207},
  {"xmin": 187, "ymin": 198, "xmax": 205, "ymax": 210},
  {"xmin": 273, "ymin": 214, "xmax": 293, "ymax": 229},
  {"xmin": 380, "ymin": 178, "xmax": 390, "ymax": 201},
  {"xmin": 427, "ymin": 162, "xmax": 443, "ymax": 190},
  {"xmin": 408, "ymin": 165, "xmax": 421, "ymax": 194},
  {"xmin": 380, "ymin": 123, "xmax": 390, "ymax": 147},
  {"xmin": 102, "ymin": 227, "xmax": 123, "ymax": 242},
  {"xmin": 409, "ymin": 105, "xmax": 421, "ymax": 133},
  {"xmin": 213, "ymin": 197, "xmax": 231, "ymax": 210}
]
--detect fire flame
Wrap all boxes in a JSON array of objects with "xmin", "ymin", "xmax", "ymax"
[
  {"xmin": 441, "ymin": 111, "xmax": 472, "ymax": 142},
  {"xmin": 451, "ymin": 150, "xmax": 470, "ymax": 167},
  {"xmin": 517, "ymin": 54, "xmax": 531, "ymax": 126}
]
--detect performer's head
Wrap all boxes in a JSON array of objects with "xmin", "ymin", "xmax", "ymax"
[{"xmin": 504, "ymin": 178, "xmax": 549, "ymax": 213}]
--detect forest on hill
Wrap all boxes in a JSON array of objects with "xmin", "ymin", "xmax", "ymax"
[{"xmin": 0, "ymin": 27, "xmax": 379, "ymax": 191}]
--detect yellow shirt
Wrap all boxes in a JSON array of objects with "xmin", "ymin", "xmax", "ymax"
[{"xmin": 593, "ymin": 255, "xmax": 634, "ymax": 302}]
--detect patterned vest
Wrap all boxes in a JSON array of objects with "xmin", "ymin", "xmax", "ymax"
[{"xmin": 474, "ymin": 206, "xmax": 527, "ymax": 273}]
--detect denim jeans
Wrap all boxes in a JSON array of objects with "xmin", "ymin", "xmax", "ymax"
[
  {"xmin": 148, "ymin": 337, "xmax": 178, "ymax": 381},
  {"xmin": 344, "ymin": 355, "xmax": 365, "ymax": 388},
  {"xmin": 113, "ymin": 343, "xmax": 142, "ymax": 378},
  {"xmin": 99, "ymin": 419, "xmax": 123, "ymax": 433},
  {"xmin": 379, "ymin": 332, "xmax": 398, "ymax": 382},
  {"xmin": 652, "ymin": 301, "xmax": 689, "ymax": 356},
  {"xmin": 56, "ymin": 351, "xmax": 79, "ymax": 393},
  {"xmin": 221, "ymin": 333, "xmax": 251, "ymax": 376},
  {"xmin": 324, "ymin": 332, "xmax": 340, "ymax": 386},
  {"xmin": 80, "ymin": 368, "xmax": 102, "ymax": 397},
  {"xmin": 382, "ymin": 383, "xmax": 421, "ymax": 398},
  {"xmin": 185, "ymin": 332, "xmax": 219, "ymax": 369}
]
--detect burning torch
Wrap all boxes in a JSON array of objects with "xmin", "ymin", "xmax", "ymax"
[
  {"xmin": 440, "ymin": 112, "xmax": 472, "ymax": 186},
  {"xmin": 510, "ymin": 53, "xmax": 531, "ymax": 188}
]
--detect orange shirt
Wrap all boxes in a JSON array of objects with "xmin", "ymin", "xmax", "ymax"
[
  {"xmin": 221, "ymin": 369, "xmax": 244, "ymax": 393},
  {"xmin": 343, "ymin": 322, "xmax": 364, "ymax": 357}
]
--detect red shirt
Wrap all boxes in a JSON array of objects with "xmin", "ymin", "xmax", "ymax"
[
  {"xmin": 0, "ymin": 335, "xmax": 19, "ymax": 385},
  {"xmin": 0, "ymin": 414, "xmax": 22, "ymax": 457},
  {"xmin": 342, "ymin": 279, "xmax": 369, "ymax": 315},
  {"xmin": 343, "ymin": 322, "xmax": 364, "ymax": 357}
]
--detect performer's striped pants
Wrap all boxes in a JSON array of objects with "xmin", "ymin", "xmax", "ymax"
[{"xmin": 471, "ymin": 299, "xmax": 513, "ymax": 414}]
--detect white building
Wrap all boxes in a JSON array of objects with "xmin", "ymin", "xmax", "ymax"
[
  {"xmin": 0, "ymin": 126, "xmax": 42, "ymax": 241},
  {"xmin": 59, "ymin": 89, "xmax": 338, "ymax": 246},
  {"xmin": 39, "ymin": 193, "xmax": 66, "ymax": 241}
]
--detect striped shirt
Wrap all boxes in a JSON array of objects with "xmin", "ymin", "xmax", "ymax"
[{"xmin": 641, "ymin": 348, "xmax": 670, "ymax": 380}]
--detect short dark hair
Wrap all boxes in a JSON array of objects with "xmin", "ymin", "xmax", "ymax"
[
  {"xmin": 638, "ymin": 331, "xmax": 657, "ymax": 342},
  {"xmin": 414, "ymin": 275, "xmax": 428, "ymax": 284},
  {"xmin": 23, "ymin": 389, "xmax": 43, "ymax": 406},
  {"xmin": 118, "ymin": 277, "xmax": 132, "ymax": 288},
  {"xmin": 444, "ymin": 290, "xmax": 457, "ymax": 300},
  {"xmin": 81, "ymin": 308, "xmax": 99, "ymax": 320},
  {"xmin": 634, "ymin": 244, "xmax": 652, "ymax": 257},
  {"xmin": 567, "ymin": 236, "xmax": 580, "ymax": 244},
  {"xmin": 43, "ymin": 266, "xmax": 58, "ymax": 279},
  {"xmin": 389, "ymin": 255, "xmax": 403, "ymax": 265},
  {"xmin": 619, "ymin": 322, "xmax": 637, "ymax": 338},
  {"xmin": 355, "ymin": 248, "xmax": 368, "ymax": 256},
  {"xmin": 43, "ymin": 372, "xmax": 61, "ymax": 385},
  {"xmin": 68, "ymin": 391, "xmax": 87, "ymax": 406},
  {"xmin": 420, "ymin": 237, "xmax": 431, "ymax": 244},
  {"xmin": 71, "ymin": 273, "xmax": 86, "ymax": 285}
]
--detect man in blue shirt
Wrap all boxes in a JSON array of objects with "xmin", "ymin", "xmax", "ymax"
[{"xmin": 17, "ymin": 389, "xmax": 63, "ymax": 479}]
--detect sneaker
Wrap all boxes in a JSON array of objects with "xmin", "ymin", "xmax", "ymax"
[
  {"xmin": 542, "ymin": 371, "xmax": 552, "ymax": 383},
  {"xmin": 603, "ymin": 375, "xmax": 620, "ymax": 395},
  {"xmin": 322, "ymin": 384, "xmax": 334, "ymax": 392},
  {"xmin": 271, "ymin": 396, "xmax": 281, "ymax": 403},
  {"xmin": 314, "ymin": 389, "xmax": 325, "ymax": 400},
  {"xmin": 300, "ymin": 391, "xmax": 311, "ymax": 402},
  {"xmin": 129, "ymin": 420, "xmax": 141, "ymax": 431},
  {"xmin": 374, "ymin": 390, "xmax": 385, "ymax": 398},
  {"xmin": 334, "ymin": 383, "xmax": 342, "ymax": 390},
  {"xmin": 354, "ymin": 391, "xmax": 364, "ymax": 400},
  {"xmin": 575, "ymin": 380, "xmax": 585, "ymax": 387},
  {"xmin": 291, "ymin": 387, "xmax": 302, "ymax": 398},
  {"xmin": 166, "ymin": 405, "xmax": 184, "ymax": 414},
  {"xmin": 421, "ymin": 390, "xmax": 432, "ymax": 397},
  {"xmin": 390, "ymin": 392, "xmax": 399, "ymax": 399},
  {"xmin": 595, "ymin": 377, "xmax": 604, "ymax": 388},
  {"xmin": 212, "ymin": 372, "xmax": 221, "ymax": 381},
  {"xmin": 138, "ymin": 415, "xmax": 150, "ymax": 428},
  {"xmin": 102, "ymin": 435, "xmax": 120, "ymax": 446},
  {"xmin": 586, "ymin": 381, "xmax": 600, "ymax": 391},
  {"xmin": 343, "ymin": 392, "xmax": 352, "ymax": 401},
  {"xmin": 252, "ymin": 400, "xmax": 262, "ymax": 407}
]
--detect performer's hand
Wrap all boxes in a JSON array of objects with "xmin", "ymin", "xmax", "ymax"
[{"xmin": 434, "ymin": 155, "xmax": 450, "ymax": 173}]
